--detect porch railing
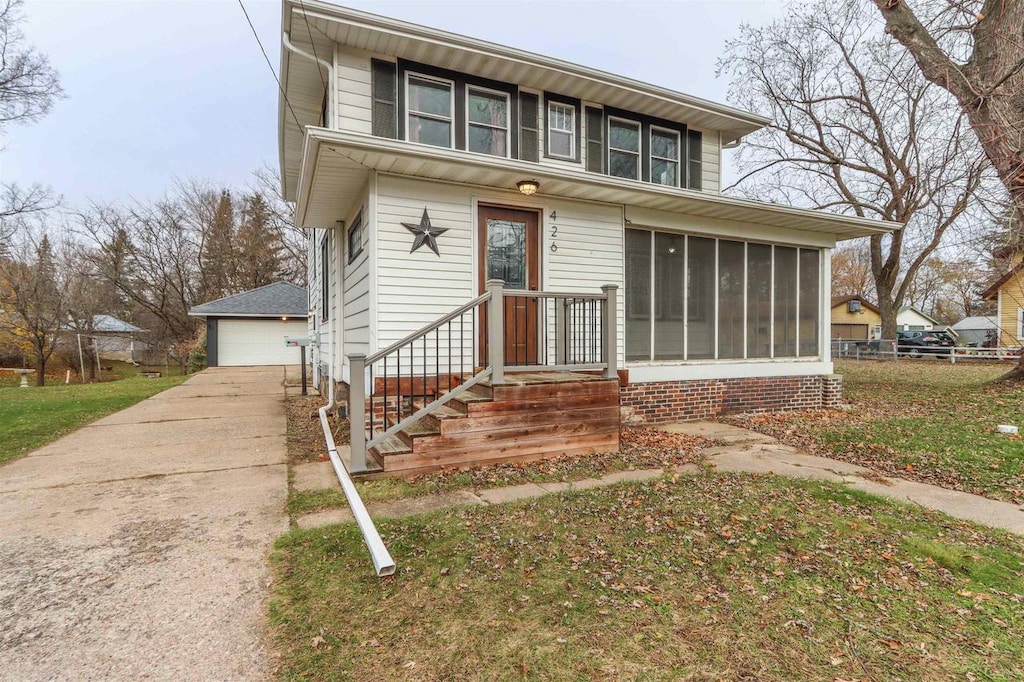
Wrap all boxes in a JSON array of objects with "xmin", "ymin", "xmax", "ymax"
[{"xmin": 348, "ymin": 279, "xmax": 617, "ymax": 473}]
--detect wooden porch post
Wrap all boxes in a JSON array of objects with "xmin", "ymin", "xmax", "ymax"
[
  {"xmin": 601, "ymin": 284, "xmax": 618, "ymax": 380},
  {"xmin": 348, "ymin": 353, "xmax": 367, "ymax": 473},
  {"xmin": 486, "ymin": 279, "xmax": 505, "ymax": 385}
]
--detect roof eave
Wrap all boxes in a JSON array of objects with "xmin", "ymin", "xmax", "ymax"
[{"xmin": 300, "ymin": 127, "xmax": 900, "ymax": 239}]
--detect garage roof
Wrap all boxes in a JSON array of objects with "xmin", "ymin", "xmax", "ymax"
[{"xmin": 188, "ymin": 282, "xmax": 308, "ymax": 318}]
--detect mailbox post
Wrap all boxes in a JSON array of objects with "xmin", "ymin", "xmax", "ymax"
[{"xmin": 285, "ymin": 336, "xmax": 310, "ymax": 396}]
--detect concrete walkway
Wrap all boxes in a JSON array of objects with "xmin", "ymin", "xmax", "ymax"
[
  {"xmin": 660, "ymin": 421, "xmax": 1024, "ymax": 535},
  {"xmin": 0, "ymin": 366, "xmax": 289, "ymax": 681}
]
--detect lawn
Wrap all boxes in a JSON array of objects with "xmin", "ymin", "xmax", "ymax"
[
  {"xmin": 0, "ymin": 374, "xmax": 188, "ymax": 464},
  {"xmin": 732, "ymin": 360, "xmax": 1024, "ymax": 503},
  {"xmin": 269, "ymin": 472, "xmax": 1024, "ymax": 681}
]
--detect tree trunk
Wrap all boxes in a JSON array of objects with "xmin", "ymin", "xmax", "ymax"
[{"xmin": 35, "ymin": 356, "xmax": 46, "ymax": 387}]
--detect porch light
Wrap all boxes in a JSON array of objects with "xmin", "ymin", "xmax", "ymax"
[
  {"xmin": 281, "ymin": 316, "xmax": 288, "ymax": 321},
  {"xmin": 516, "ymin": 179, "xmax": 540, "ymax": 196}
]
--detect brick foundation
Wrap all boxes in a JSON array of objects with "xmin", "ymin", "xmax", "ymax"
[{"xmin": 620, "ymin": 373, "xmax": 843, "ymax": 424}]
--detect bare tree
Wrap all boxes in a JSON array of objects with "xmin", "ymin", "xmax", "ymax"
[
  {"xmin": 720, "ymin": 0, "xmax": 993, "ymax": 337},
  {"xmin": 0, "ymin": 0, "xmax": 63, "ymax": 227},
  {"xmin": 872, "ymin": 0, "xmax": 1024, "ymax": 376},
  {"xmin": 831, "ymin": 242, "xmax": 876, "ymax": 299},
  {"xmin": 0, "ymin": 227, "xmax": 71, "ymax": 385}
]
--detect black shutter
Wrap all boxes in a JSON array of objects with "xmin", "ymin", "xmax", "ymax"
[
  {"xmin": 371, "ymin": 59, "xmax": 398, "ymax": 139},
  {"xmin": 687, "ymin": 129, "xmax": 703, "ymax": 190},
  {"xmin": 585, "ymin": 106, "xmax": 604, "ymax": 173},
  {"xmin": 519, "ymin": 92, "xmax": 539, "ymax": 162}
]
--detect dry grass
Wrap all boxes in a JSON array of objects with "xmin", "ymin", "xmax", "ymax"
[
  {"xmin": 269, "ymin": 472, "xmax": 1024, "ymax": 681},
  {"xmin": 730, "ymin": 359, "xmax": 1024, "ymax": 503}
]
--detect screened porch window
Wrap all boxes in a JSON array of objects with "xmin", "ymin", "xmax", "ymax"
[{"xmin": 624, "ymin": 228, "xmax": 822, "ymax": 361}]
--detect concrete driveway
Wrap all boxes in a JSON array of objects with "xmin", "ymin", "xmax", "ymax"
[{"xmin": 0, "ymin": 366, "xmax": 290, "ymax": 681}]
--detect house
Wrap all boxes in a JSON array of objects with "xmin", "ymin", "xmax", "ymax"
[
  {"xmin": 980, "ymin": 248, "xmax": 1024, "ymax": 348},
  {"xmin": 830, "ymin": 295, "xmax": 881, "ymax": 339},
  {"xmin": 950, "ymin": 316, "xmax": 1000, "ymax": 347},
  {"xmin": 896, "ymin": 305, "xmax": 941, "ymax": 332},
  {"xmin": 278, "ymin": 1, "xmax": 896, "ymax": 475},
  {"xmin": 188, "ymin": 282, "xmax": 308, "ymax": 366},
  {"xmin": 91, "ymin": 315, "xmax": 148, "ymax": 363}
]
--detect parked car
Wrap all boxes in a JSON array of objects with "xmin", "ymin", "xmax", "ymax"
[{"xmin": 896, "ymin": 330, "xmax": 955, "ymax": 357}]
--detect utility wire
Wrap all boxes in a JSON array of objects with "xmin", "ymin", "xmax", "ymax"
[
  {"xmin": 237, "ymin": 0, "xmax": 304, "ymax": 136},
  {"xmin": 297, "ymin": 0, "xmax": 330, "ymax": 93}
]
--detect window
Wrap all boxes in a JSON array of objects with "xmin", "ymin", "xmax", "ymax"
[
  {"xmin": 347, "ymin": 211, "xmax": 363, "ymax": 264},
  {"xmin": 608, "ymin": 118, "xmax": 641, "ymax": 180},
  {"xmin": 798, "ymin": 249, "xmax": 820, "ymax": 356},
  {"xmin": 625, "ymin": 230, "xmax": 652, "ymax": 362},
  {"xmin": 650, "ymin": 127, "xmax": 680, "ymax": 187},
  {"xmin": 1018, "ymin": 308, "xmax": 1024, "ymax": 340},
  {"xmin": 467, "ymin": 87, "xmax": 509, "ymax": 157},
  {"xmin": 320, "ymin": 234, "xmax": 329, "ymax": 322},
  {"xmin": 547, "ymin": 101, "xmax": 576, "ymax": 159},
  {"xmin": 773, "ymin": 246, "xmax": 798, "ymax": 357},
  {"xmin": 624, "ymin": 228, "xmax": 821, "ymax": 362},
  {"xmin": 406, "ymin": 74, "xmax": 453, "ymax": 148},
  {"xmin": 718, "ymin": 240, "xmax": 745, "ymax": 359}
]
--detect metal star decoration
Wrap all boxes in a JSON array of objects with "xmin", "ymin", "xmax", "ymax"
[{"xmin": 402, "ymin": 208, "xmax": 448, "ymax": 256}]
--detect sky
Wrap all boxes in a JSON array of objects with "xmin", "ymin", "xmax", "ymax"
[{"xmin": 2, "ymin": 0, "xmax": 785, "ymax": 209}]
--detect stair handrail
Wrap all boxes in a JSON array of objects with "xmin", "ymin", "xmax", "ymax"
[{"xmin": 364, "ymin": 290, "xmax": 492, "ymax": 366}]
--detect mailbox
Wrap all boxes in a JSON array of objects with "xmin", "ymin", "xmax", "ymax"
[{"xmin": 285, "ymin": 336, "xmax": 310, "ymax": 347}]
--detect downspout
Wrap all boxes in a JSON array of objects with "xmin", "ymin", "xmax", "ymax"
[
  {"xmin": 282, "ymin": 30, "xmax": 336, "ymax": 126},
  {"xmin": 316, "ymin": 233, "xmax": 396, "ymax": 578}
]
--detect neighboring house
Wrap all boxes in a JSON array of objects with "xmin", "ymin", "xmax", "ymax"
[
  {"xmin": 91, "ymin": 315, "xmax": 148, "ymax": 363},
  {"xmin": 830, "ymin": 296, "xmax": 881, "ymax": 339},
  {"xmin": 188, "ymin": 282, "xmax": 308, "ymax": 366},
  {"xmin": 980, "ymin": 248, "xmax": 1024, "ymax": 348},
  {"xmin": 896, "ymin": 305, "xmax": 941, "ymax": 332},
  {"xmin": 950, "ymin": 316, "xmax": 1000, "ymax": 347},
  {"xmin": 278, "ymin": 1, "xmax": 896, "ymax": 474}
]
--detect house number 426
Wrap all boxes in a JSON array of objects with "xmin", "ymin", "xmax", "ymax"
[{"xmin": 549, "ymin": 211, "xmax": 558, "ymax": 252}]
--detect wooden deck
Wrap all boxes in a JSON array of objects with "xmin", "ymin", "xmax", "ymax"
[{"xmin": 361, "ymin": 372, "xmax": 620, "ymax": 477}]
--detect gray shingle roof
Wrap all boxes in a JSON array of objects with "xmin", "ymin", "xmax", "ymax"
[
  {"xmin": 93, "ymin": 314, "xmax": 146, "ymax": 333},
  {"xmin": 188, "ymin": 282, "xmax": 308, "ymax": 318}
]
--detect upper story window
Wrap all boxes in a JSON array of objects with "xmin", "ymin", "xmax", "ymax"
[
  {"xmin": 547, "ymin": 101, "xmax": 576, "ymax": 159},
  {"xmin": 608, "ymin": 118, "xmax": 641, "ymax": 180},
  {"xmin": 406, "ymin": 74, "xmax": 454, "ymax": 148},
  {"xmin": 467, "ymin": 87, "xmax": 509, "ymax": 157},
  {"xmin": 650, "ymin": 126, "xmax": 679, "ymax": 187}
]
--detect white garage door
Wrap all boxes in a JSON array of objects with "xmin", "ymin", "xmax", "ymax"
[{"xmin": 216, "ymin": 319, "xmax": 308, "ymax": 366}]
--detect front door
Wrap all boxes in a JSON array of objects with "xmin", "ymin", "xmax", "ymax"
[{"xmin": 478, "ymin": 205, "xmax": 540, "ymax": 366}]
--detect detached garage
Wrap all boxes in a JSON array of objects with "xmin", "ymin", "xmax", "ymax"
[{"xmin": 189, "ymin": 282, "xmax": 308, "ymax": 367}]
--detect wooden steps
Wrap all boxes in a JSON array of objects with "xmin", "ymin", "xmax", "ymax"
[{"xmin": 365, "ymin": 372, "xmax": 620, "ymax": 477}]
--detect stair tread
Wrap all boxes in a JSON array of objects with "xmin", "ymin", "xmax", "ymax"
[
  {"xmin": 369, "ymin": 434, "xmax": 412, "ymax": 455},
  {"xmin": 400, "ymin": 419, "xmax": 440, "ymax": 438},
  {"xmin": 411, "ymin": 403, "xmax": 466, "ymax": 419},
  {"xmin": 445, "ymin": 386, "xmax": 492, "ymax": 403}
]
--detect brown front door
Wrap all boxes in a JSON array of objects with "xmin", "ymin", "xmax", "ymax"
[{"xmin": 478, "ymin": 205, "xmax": 540, "ymax": 366}]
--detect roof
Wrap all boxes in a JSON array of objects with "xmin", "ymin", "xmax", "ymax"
[
  {"xmin": 92, "ymin": 315, "xmax": 146, "ymax": 334},
  {"xmin": 830, "ymin": 295, "xmax": 880, "ymax": 314},
  {"xmin": 279, "ymin": 0, "xmax": 772, "ymax": 201},
  {"xmin": 897, "ymin": 305, "xmax": 942, "ymax": 325},
  {"xmin": 951, "ymin": 316, "xmax": 999, "ymax": 330},
  {"xmin": 188, "ymin": 282, "xmax": 309, "ymax": 318},
  {"xmin": 981, "ymin": 262, "xmax": 1024, "ymax": 300},
  {"xmin": 298, "ymin": 128, "xmax": 900, "ymax": 240}
]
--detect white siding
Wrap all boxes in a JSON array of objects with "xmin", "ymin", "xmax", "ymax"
[
  {"xmin": 335, "ymin": 47, "xmax": 373, "ymax": 134},
  {"xmin": 700, "ymin": 128, "xmax": 720, "ymax": 193},
  {"xmin": 343, "ymin": 192, "xmax": 372, "ymax": 359},
  {"xmin": 376, "ymin": 176, "xmax": 476, "ymax": 352},
  {"xmin": 374, "ymin": 175, "xmax": 625, "ymax": 365}
]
